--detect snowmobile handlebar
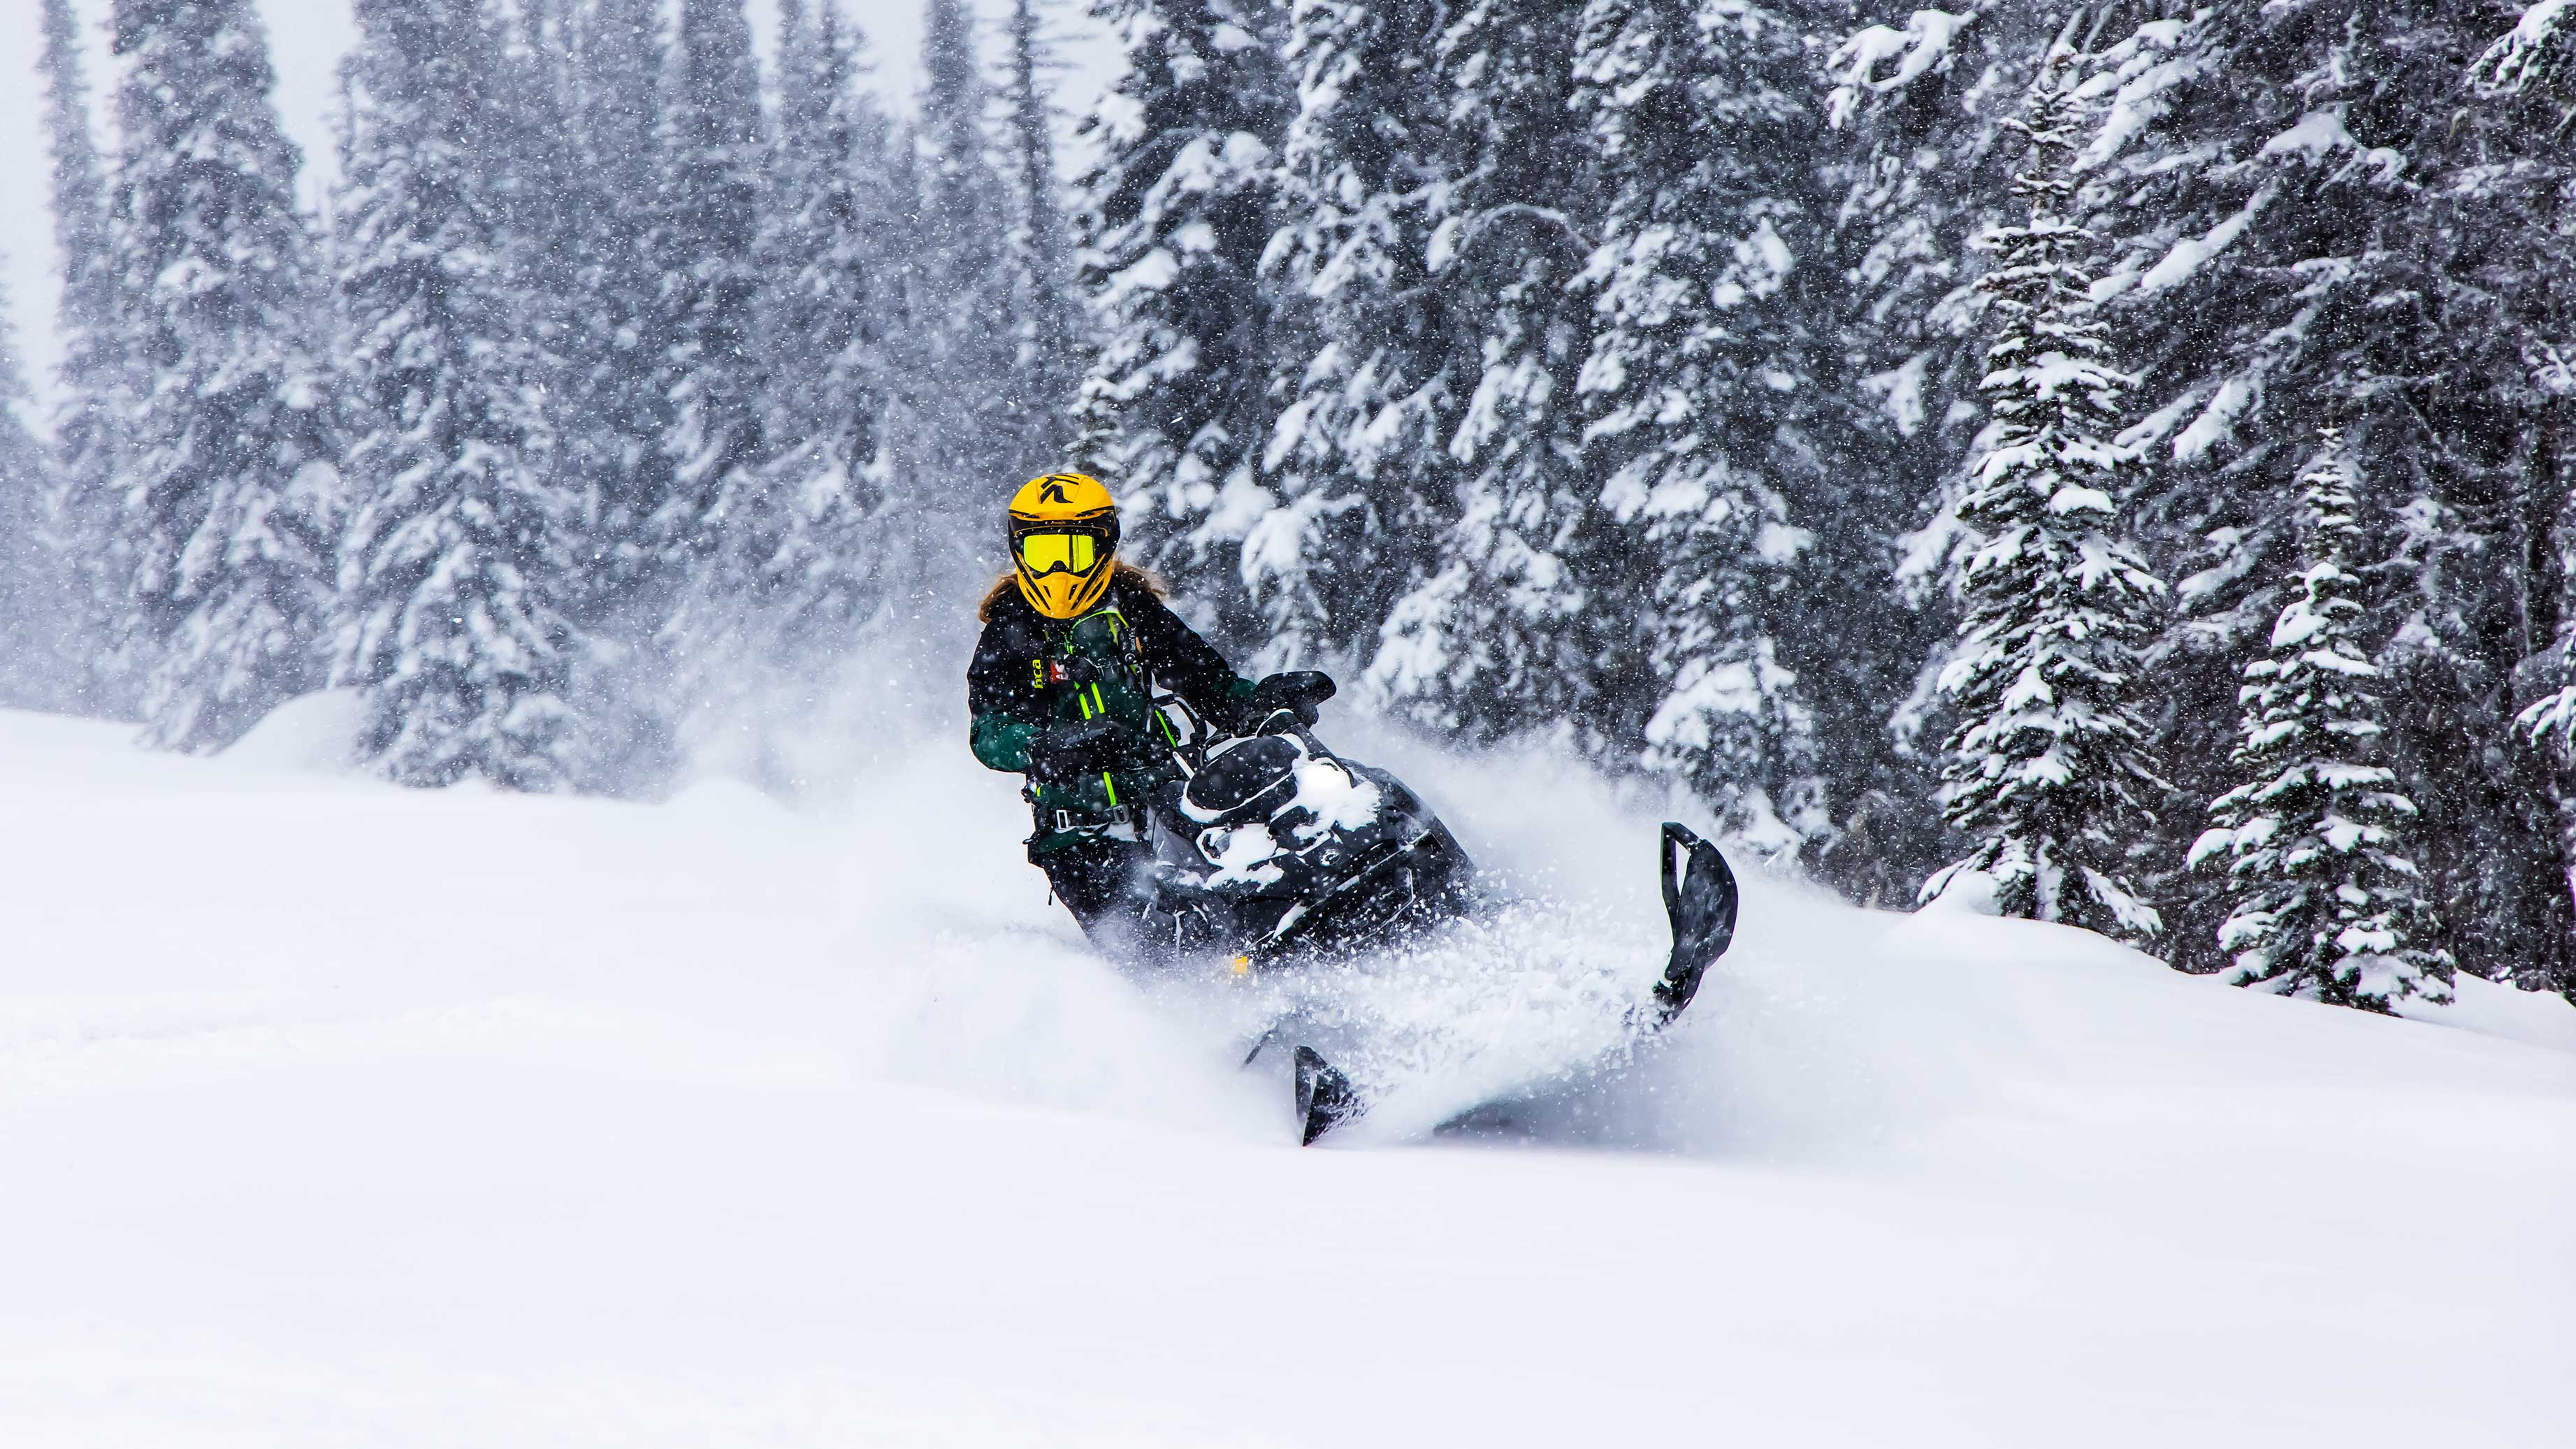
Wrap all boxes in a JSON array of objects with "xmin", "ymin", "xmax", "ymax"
[{"xmin": 1243, "ymin": 671, "xmax": 1337, "ymax": 728}]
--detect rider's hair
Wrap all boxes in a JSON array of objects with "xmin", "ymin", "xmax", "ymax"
[{"xmin": 980, "ymin": 561, "xmax": 1166, "ymax": 623}]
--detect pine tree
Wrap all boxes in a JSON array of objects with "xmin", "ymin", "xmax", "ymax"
[
  {"xmin": 2097, "ymin": 0, "xmax": 2576, "ymax": 990},
  {"xmin": 2476, "ymin": 1, "xmax": 2576, "ymax": 117},
  {"xmin": 878, "ymin": 0, "xmax": 1027, "ymax": 626},
  {"xmin": 1816, "ymin": 3, "xmax": 2065, "ymax": 904},
  {"xmin": 764, "ymin": 0, "xmax": 874, "ymax": 470},
  {"xmin": 2475, "ymin": 0, "xmax": 2576, "ymax": 1001},
  {"xmin": 1565, "ymin": 0, "xmax": 1832, "ymax": 852},
  {"xmin": 755, "ymin": 0, "xmax": 895, "ymax": 671},
  {"xmin": 561, "ymin": 0, "xmax": 678, "ymax": 624},
  {"xmin": 488, "ymin": 0, "xmax": 591, "ymax": 389},
  {"xmin": 108, "ymin": 0, "xmax": 342, "ymax": 754},
  {"xmin": 1363, "ymin": 0, "xmax": 1606, "ymax": 747},
  {"xmin": 1004, "ymin": 0, "xmax": 1086, "ymax": 460},
  {"xmin": 332, "ymin": 0, "xmax": 590, "ymax": 790},
  {"xmin": 1920, "ymin": 57, "xmax": 2166, "ymax": 945},
  {"xmin": 653, "ymin": 0, "xmax": 778, "ymax": 710},
  {"xmin": 1069, "ymin": 0, "xmax": 1293, "ymax": 649},
  {"xmin": 531, "ymin": 0, "xmax": 686, "ymax": 786},
  {"xmin": 2192, "ymin": 431, "xmax": 2454, "ymax": 1011},
  {"xmin": 36, "ymin": 0, "xmax": 116, "ymax": 410},
  {"xmin": 1257, "ymin": 0, "xmax": 1456, "ymax": 670},
  {"xmin": 0, "ymin": 275, "xmax": 71, "ymax": 712},
  {"xmin": 491, "ymin": 0, "xmax": 616, "ymax": 723},
  {"xmin": 38, "ymin": 0, "xmax": 135, "ymax": 717}
]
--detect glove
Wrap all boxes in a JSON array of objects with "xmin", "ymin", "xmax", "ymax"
[
  {"xmin": 1243, "ymin": 671, "xmax": 1337, "ymax": 729},
  {"xmin": 1025, "ymin": 716, "xmax": 1131, "ymax": 781}
]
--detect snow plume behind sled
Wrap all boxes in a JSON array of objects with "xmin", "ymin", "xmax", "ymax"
[
  {"xmin": 1235, "ymin": 893, "xmax": 1684, "ymax": 1145},
  {"xmin": 1254, "ymin": 822, "xmax": 1736, "ymax": 1146}
]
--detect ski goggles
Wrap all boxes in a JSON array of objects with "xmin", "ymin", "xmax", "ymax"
[
  {"xmin": 1017, "ymin": 531, "xmax": 1100, "ymax": 577},
  {"xmin": 1011, "ymin": 516, "xmax": 1119, "ymax": 577}
]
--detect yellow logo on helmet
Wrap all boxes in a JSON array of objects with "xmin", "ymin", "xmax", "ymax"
[{"xmin": 1008, "ymin": 473, "xmax": 1119, "ymax": 620}]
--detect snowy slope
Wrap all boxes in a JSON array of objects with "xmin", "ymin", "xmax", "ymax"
[{"xmin": 1, "ymin": 705, "xmax": 2569, "ymax": 1447}]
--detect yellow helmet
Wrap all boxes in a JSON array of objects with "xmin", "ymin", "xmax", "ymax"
[{"xmin": 1008, "ymin": 472, "xmax": 1120, "ymax": 620}]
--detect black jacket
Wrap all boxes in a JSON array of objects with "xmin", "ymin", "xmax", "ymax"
[{"xmin": 968, "ymin": 575, "xmax": 1253, "ymax": 843}]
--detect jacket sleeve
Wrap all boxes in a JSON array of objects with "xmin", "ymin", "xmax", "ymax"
[
  {"xmin": 971, "ymin": 714, "xmax": 1038, "ymax": 773},
  {"xmin": 966, "ymin": 617, "xmax": 1045, "ymax": 773},
  {"xmin": 1126, "ymin": 588, "xmax": 1255, "ymax": 720}
]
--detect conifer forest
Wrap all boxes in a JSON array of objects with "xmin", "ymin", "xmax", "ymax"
[{"xmin": 6, "ymin": 0, "xmax": 2576, "ymax": 1004}]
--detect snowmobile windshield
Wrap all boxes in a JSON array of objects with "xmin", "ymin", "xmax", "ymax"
[{"xmin": 1018, "ymin": 531, "xmax": 1099, "ymax": 577}]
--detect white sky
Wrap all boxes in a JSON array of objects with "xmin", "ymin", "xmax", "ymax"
[{"xmin": 0, "ymin": 0, "xmax": 1119, "ymax": 428}]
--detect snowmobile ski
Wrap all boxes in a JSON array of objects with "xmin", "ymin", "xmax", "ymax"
[
  {"xmin": 1292, "ymin": 822, "xmax": 1739, "ymax": 1145},
  {"xmin": 1294, "ymin": 1044, "xmax": 1363, "ymax": 1146}
]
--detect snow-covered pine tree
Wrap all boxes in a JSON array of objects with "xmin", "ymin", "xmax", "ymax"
[
  {"xmin": 652, "ymin": 0, "xmax": 779, "ymax": 712},
  {"xmin": 1257, "ymin": 0, "xmax": 1456, "ymax": 671},
  {"xmin": 2192, "ymin": 430, "xmax": 2454, "ymax": 1011},
  {"xmin": 560, "ymin": 0, "xmax": 679, "ymax": 624},
  {"xmin": 2096, "ymin": 0, "xmax": 2576, "ymax": 991},
  {"xmin": 526, "ymin": 0, "xmax": 687, "ymax": 787},
  {"xmin": 486, "ymin": 0, "xmax": 590, "ymax": 393},
  {"xmin": 2475, "ymin": 0, "xmax": 2576, "ymax": 1001},
  {"xmin": 38, "ymin": 0, "xmax": 136, "ymax": 717},
  {"xmin": 332, "ymin": 0, "xmax": 591, "ymax": 790},
  {"xmin": 1920, "ymin": 55, "xmax": 2166, "ymax": 945},
  {"xmin": 108, "ymin": 0, "xmax": 342, "ymax": 753},
  {"xmin": 1818, "ymin": 3, "xmax": 2069, "ymax": 903},
  {"xmin": 1069, "ymin": 0, "xmax": 1293, "ymax": 649},
  {"xmin": 2477, "ymin": 0, "xmax": 2576, "ymax": 115},
  {"xmin": 0, "ymin": 277, "xmax": 72, "ymax": 712},
  {"xmin": 1003, "ymin": 0, "xmax": 1087, "ymax": 462},
  {"xmin": 35, "ymin": 0, "xmax": 113, "ymax": 396},
  {"xmin": 876, "ymin": 0, "xmax": 1027, "ymax": 624},
  {"xmin": 489, "ymin": 0, "xmax": 625, "ymax": 728},
  {"xmin": 764, "ymin": 0, "xmax": 871, "ymax": 473},
  {"xmin": 762, "ymin": 0, "xmax": 885, "ymax": 593},
  {"xmin": 2487, "ymin": 1, "xmax": 2576, "ymax": 756},
  {"xmin": 753, "ymin": 0, "xmax": 894, "ymax": 672},
  {"xmin": 1564, "ymin": 0, "xmax": 1832, "ymax": 853},
  {"xmin": 1821, "ymin": 4, "xmax": 2035, "ymax": 487},
  {"xmin": 1363, "ymin": 0, "xmax": 1606, "ymax": 747}
]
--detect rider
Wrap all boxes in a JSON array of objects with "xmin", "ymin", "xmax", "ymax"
[{"xmin": 968, "ymin": 472, "xmax": 1335, "ymax": 953}]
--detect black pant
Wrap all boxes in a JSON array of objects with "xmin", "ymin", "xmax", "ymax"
[{"xmin": 1036, "ymin": 838, "xmax": 1157, "ymax": 955}]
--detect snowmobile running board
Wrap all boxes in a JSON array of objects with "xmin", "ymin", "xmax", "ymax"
[{"xmin": 1295, "ymin": 821, "xmax": 1739, "ymax": 1146}]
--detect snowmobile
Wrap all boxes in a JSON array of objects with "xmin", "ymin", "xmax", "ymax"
[
  {"xmin": 1048, "ymin": 608, "xmax": 1741, "ymax": 1144},
  {"xmin": 1133, "ymin": 686, "xmax": 1737, "ymax": 1145}
]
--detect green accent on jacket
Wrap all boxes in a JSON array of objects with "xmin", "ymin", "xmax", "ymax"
[{"xmin": 971, "ymin": 712, "xmax": 1039, "ymax": 772}]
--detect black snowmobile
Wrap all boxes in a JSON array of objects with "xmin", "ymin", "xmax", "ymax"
[
  {"xmin": 1137, "ymin": 679, "xmax": 1739, "ymax": 1145},
  {"xmin": 1049, "ymin": 608, "xmax": 1741, "ymax": 1143},
  {"xmin": 1130, "ymin": 681, "xmax": 1731, "ymax": 988},
  {"xmin": 1137, "ymin": 692, "xmax": 1478, "ymax": 963}
]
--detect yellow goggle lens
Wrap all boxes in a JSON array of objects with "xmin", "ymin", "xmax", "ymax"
[{"xmin": 1018, "ymin": 532, "xmax": 1097, "ymax": 576}]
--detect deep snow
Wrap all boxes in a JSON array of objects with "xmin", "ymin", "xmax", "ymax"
[{"xmin": 1, "ymin": 702, "xmax": 2570, "ymax": 1446}]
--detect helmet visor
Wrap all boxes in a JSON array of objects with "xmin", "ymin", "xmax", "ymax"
[{"xmin": 1017, "ymin": 531, "xmax": 1099, "ymax": 577}]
